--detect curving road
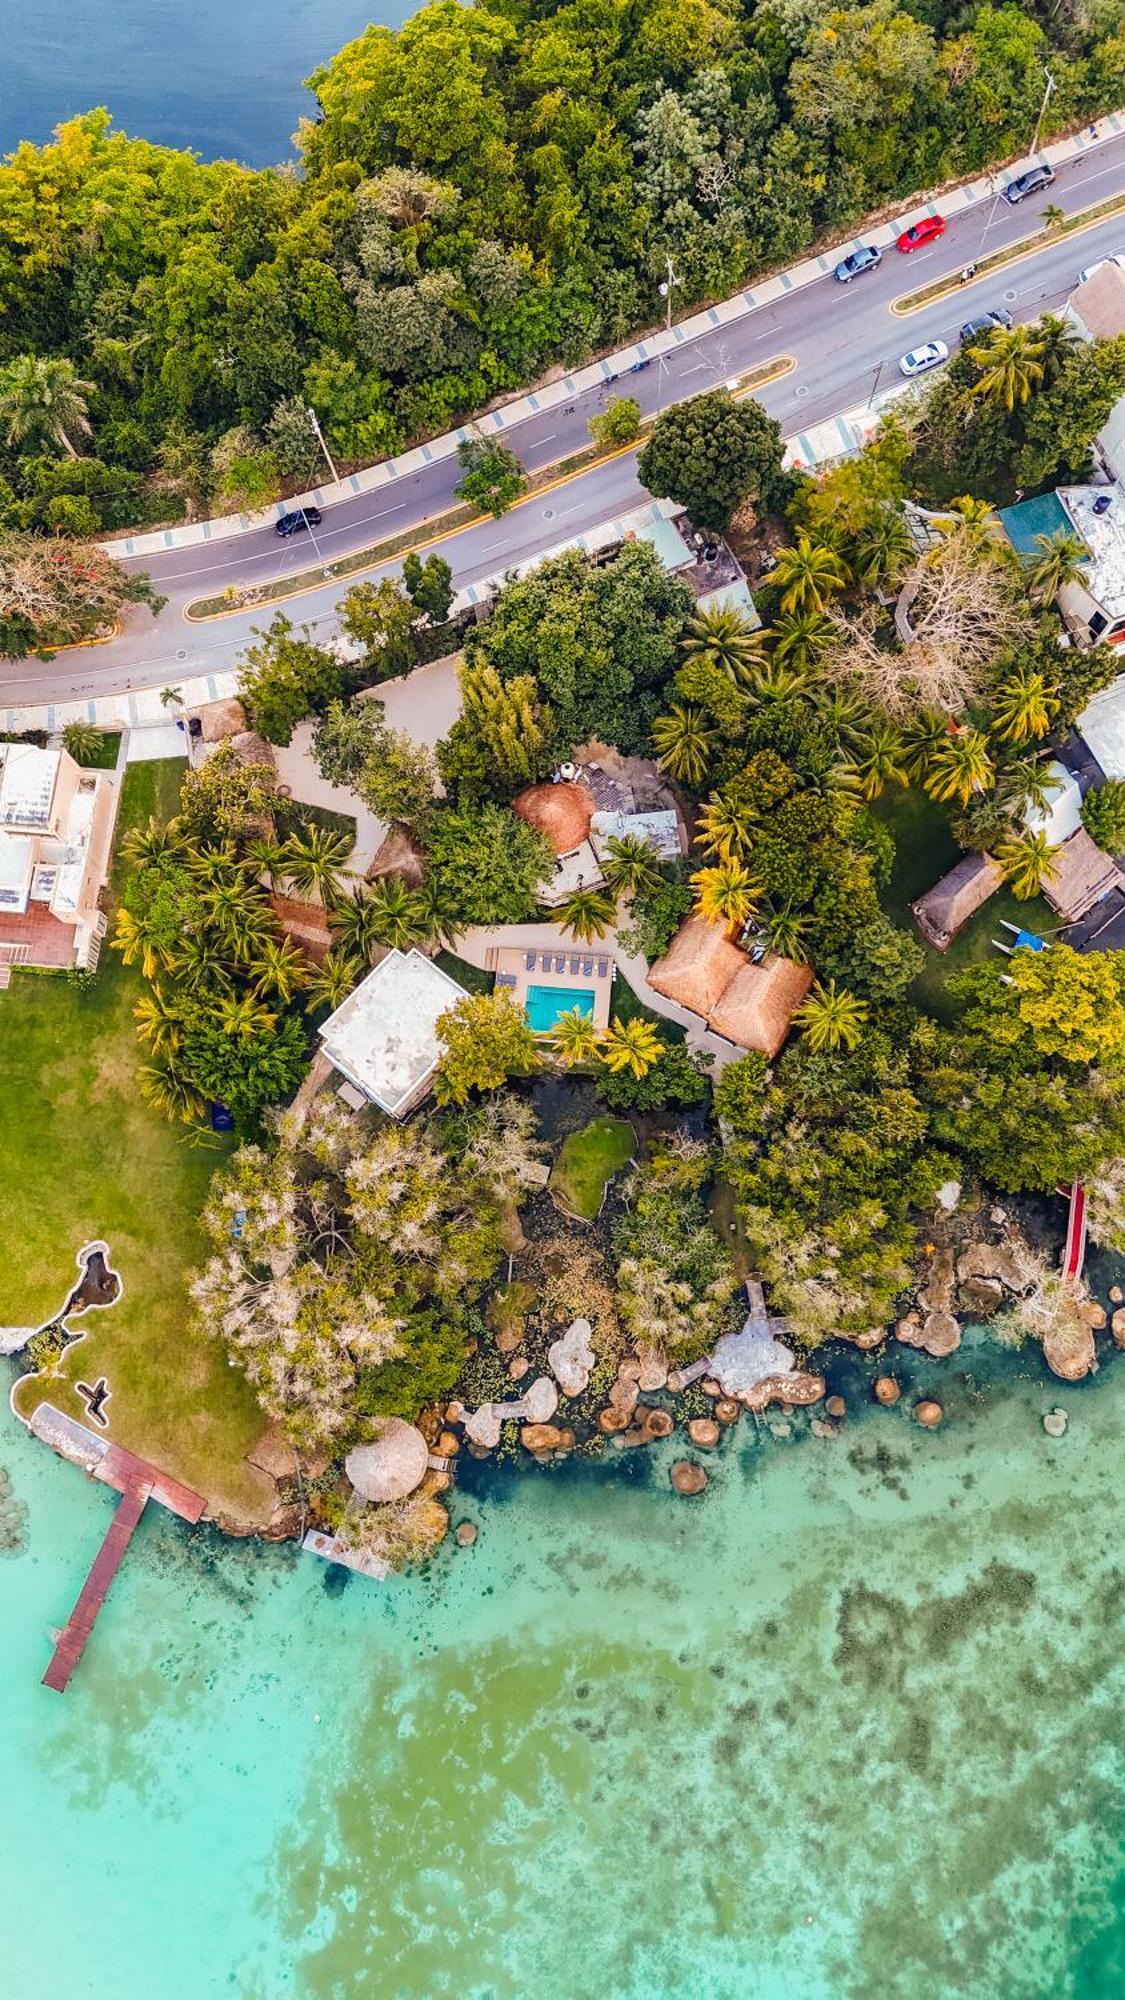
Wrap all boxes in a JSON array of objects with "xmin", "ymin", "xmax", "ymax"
[{"xmin": 7, "ymin": 134, "xmax": 1125, "ymax": 706}]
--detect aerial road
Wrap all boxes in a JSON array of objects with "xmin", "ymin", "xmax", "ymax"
[{"xmin": 6, "ymin": 130, "xmax": 1125, "ymax": 708}]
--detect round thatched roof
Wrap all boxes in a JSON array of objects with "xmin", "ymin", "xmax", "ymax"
[
  {"xmin": 345, "ymin": 1419, "xmax": 429, "ymax": 1501},
  {"xmin": 512, "ymin": 780, "xmax": 594, "ymax": 856}
]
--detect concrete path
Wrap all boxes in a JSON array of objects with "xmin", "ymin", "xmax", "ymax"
[{"xmin": 272, "ymin": 721, "xmax": 386, "ymax": 873}]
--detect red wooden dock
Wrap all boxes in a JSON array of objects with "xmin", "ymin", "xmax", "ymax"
[
  {"xmin": 41, "ymin": 1434, "xmax": 205, "ymax": 1693},
  {"xmin": 1060, "ymin": 1181, "xmax": 1089, "ymax": 1286}
]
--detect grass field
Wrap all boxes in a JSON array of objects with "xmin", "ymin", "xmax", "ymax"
[
  {"xmin": 2, "ymin": 760, "xmax": 273, "ymax": 1524},
  {"xmin": 874, "ymin": 786, "xmax": 1052, "ymax": 1021},
  {"xmin": 549, "ymin": 1116, "xmax": 636, "ymax": 1219}
]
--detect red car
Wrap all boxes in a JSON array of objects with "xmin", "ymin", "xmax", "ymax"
[{"xmin": 896, "ymin": 215, "xmax": 946, "ymax": 253}]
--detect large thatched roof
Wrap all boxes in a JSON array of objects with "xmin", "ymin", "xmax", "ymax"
[
  {"xmin": 512, "ymin": 780, "xmax": 594, "ymax": 855},
  {"xmin": 1070, "ymin": 261, "xmax": 1125, "ymax": 342},
  {"xmin": 1041, "ymin": 827, "xmax": 1125, "ymax": 923},
  {"xmin": 345, "ymin": 1419, "xmax": 429, "ymax": 1502},
  {"xmin": 648, "ymin": 916, "xmax": 748, "ymax": 1018},
  {"xmin": 913, "ymin": 853, "xmax": 1004, "ymax": 951},
  {"xmin": 707, "ymin": 955, "xmax": 814, "ymax": 1056}
]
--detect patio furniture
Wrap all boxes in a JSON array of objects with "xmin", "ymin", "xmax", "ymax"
[
  {"xmin": 525, "ymin": 951, "xmax": 536, "ymax": 970},
  {"xmin": 497, "ymin": 972, "xmax": 517, "ymax": 989},
  {"xmin": 569, "ymin": 956, "xmax": 580, "ymax": 974},
  {"xmin": 555, "ymin": 955, "xmax": 566, "ymax": 972},
  {"xmin": 581, "ymin": 957, "xmax": 594, "ymax": 977},
  {"xmin": 596, "ymin": 957, "xmax": 609, "ymax": 977}
]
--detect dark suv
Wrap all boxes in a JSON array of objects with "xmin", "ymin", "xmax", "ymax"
[
  {"xmin": 275, "ymin": 506, "xmax": 323, "ymax": 538},
  {"xmin": 959, "ymin": 307, "xmax": 1014, "ymax": 343},
  {"xmin": 1004, "ymin": 164, "xmax": 1055, "ymax": 204}
]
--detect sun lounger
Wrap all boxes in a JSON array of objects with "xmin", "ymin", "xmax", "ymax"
[
  {"xmin": 525, "ymin": 951, "xmax": 536, "ymax": 970},
  {"xmin": 581, "ymin": 957, "xmax": 594, "ymax": 977},
  {"xmin": 555, "ymin": 955, "xmax": 566, "ymax": 973},
  {"xmin": 497, "ymin": 972, "xmax": 517, "ymax": 989},
  {"xmin": 596, "ymin": 957, "xmax": 608, "ymax": 977},
  {"xmin": 569, "ymin": 956, "xmax": 580, "ymax": 975}
]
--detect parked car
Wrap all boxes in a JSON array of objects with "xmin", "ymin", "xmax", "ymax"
[
  {"xmin": 275, "ymin": 506, "xmax": 323, "ymax": 538},
  {"xmin": 1077, "ymin": 252, "xmax": 1125, "ymax": 285},
  {"xmin": 1003, "ymin": 163, "xmax": 1055, "ymax": 204},
  {"xmin": 834, "ymin": 244, "xmax": 882, "ymax": 284},
  {"xmin": 959, "ymin": 307, "xmax": 1014, "ymax": 344},
  {"xmin": 899, "ymin": 339, "xmax": 950, "ymax": 378},
  {"xmin": 896, "ymin": 215, "xmax": 946, "ymax": 253}
]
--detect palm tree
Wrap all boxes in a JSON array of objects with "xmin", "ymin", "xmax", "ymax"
[
  {"xmin": 551, "ymin": 1007, "xmax": 603, "ymax": 1068},
  {"xmin": 995, "ymin": 827, "xmax": 1059, "ymax": 900},
  {"xmin": 994, "ymin": 754, "xmax": 1060, "ymax": 819},
  {"xmin": 600, "ymin": 834, "xmax": 662, "ymax": 899},
  {"xmin": 186, "ymin": 841, "xmax": 243, "ymax": 886},
  {"xmin": 679, "ymin": 605, "xmax": 766, "ymax": 687},
  {"xmin": 330, "ymin": 886, "xmax": 385, "ymax": 965},
  {"xmin": 0, "ymin": 353, "xmax": 94, "ymax": 457},
  {"xmin": 202, "ymin": 879, "xmax": 275, "ymax": 961},
  {"xmin": 759, "ymin": 903, "xmax": 810, "ymax": 962},
  {"xmin": 306, "ymin": 950, "xmax": 363, "ymax": 1012},
  {"xmin": 133, "ymin": 987, "xmax": 183, "ymax": 1057},
  {"xmin": 817, "ymin": 686, "xmax": 872, "ymax": 752},
  {"xmin": 691, "ymin": 857, "xmax": 761, "ymax": 935},
  {"xmin": 411, "ymin": 878, "xmax": 463, "ymax": 950},
  {"xmin": 770, "ymin": 609, "xmax": 835, "ymax": 671},
  {"xmin": 1037, "ymin": 312, "xmax": 1079, "ymax": 385},
  {"xmin": 600, "ymin": 1015, "xmax": 663, "ymax": 1079},
  {"xmin": 969, "ymin": 326, "xmax": 1045, "ymax": 411},
  {"xmin": 652, "ymin": 703, "xmax": 718, "ymax": 787},
  {"xmin": 166, "ymin": 932, "xmax": 237, "ymax": 997},
  {"xmin": 1025, "ymin": 531, "xmax": 1086, "ymax": 607},
  {"xmin": 111, "ymin": 906, "xmax": 173, "ymax": 983},
  {"xmin": 245, "ymin": 834, "xmax": 287, "ymax": 890},
  {"xmin": 746, "ymin": 661, "xmax": 814, "ymax": 711},
  {"xmin": 851, "ymin": 508, "xmax": 916, "ymax": 592},
  {"xmin": 250, "ymin": 935, "xmax": 309, "ymax": 1005},
  {"xmin": 844, "ymin": 721, "xmax": 909, "ymax": 801},
  {"xmin": 923, "ymin": 727, "xmax": 996, "ymax": 807},
  {"xmin": 771, "ymin": 533, "xmax": 850, "ymax": 615},
  {"xmin": 61, "ymin": 719, "xmax": 102, "ymax": 765},
  {"xmin": 1040, "ymin": 202, "xmax": 1065, "ymax": 231},
  {"xmin": 990, "ymin": 664, "xmax": 1061, "ymax": 745},
  {"xmin": 559, "ymin": 886, "xmax": 617, "ymax": 942},
  {"xmin": 937, "ymin": 495, "xmax": 996, "ymax": 547},
  {"xmin": 279, "ymin": 824, "xmax": 354, "ymax": 906},
  {"xmin": 121, "ymin": 816, "xmax": 188, "ymax": 869},
  {"xmin": 366, "ymin": 873, "xmax": 429, "ymax": 950},
  {"xmin": 901, "ymin": 708, "xmax": 951, "ymax": 781},
  {"xmin": 795, "ymin": 978, "xmax": 869, "ymax": 1054},
  {"xmin": 218, "ymin": 992, "xmax": 277, "ymax": 1041},
  {"xmin": 137, "ymin": 1061, "xmax": 205, "ymax": 1126},
  {"xmin": 696, "ymin": 792, "xmax": 757, "ymax": 864}
]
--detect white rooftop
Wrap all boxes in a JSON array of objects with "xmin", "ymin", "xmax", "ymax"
[
  {"xmin": 318, "ymin": 949, "xmax": 467, "ymax": 1116},
  {"xmin": 1025, "ymin": 759, "xmax": 1083, "ymax": 845},
  {"xmin": 1061, "ymin": 486, "xmax": 1125, "ymax": 619},
  {"xmin": 1078, "ymin": 672, "xmax": 1125, "ymax": 781},
  {"xmin": 0, "ymin": 743, "xmax": 59, "ymax": 828},
  {"xmin": 591, "ymin": 808, "xmax": 682, "ymax": 862},
  {"xmin": 0, "ymin": 833, "xmax": 34, "ymax": 911}
]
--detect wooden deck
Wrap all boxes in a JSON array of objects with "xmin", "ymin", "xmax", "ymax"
[{"xmin": 41, "ymin": 1438, "xmax": 206, "ymax": 1693}]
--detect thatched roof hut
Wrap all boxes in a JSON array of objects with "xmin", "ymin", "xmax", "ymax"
[
  {"xmin": 648, "ymin": 916, "xmax": 748, "ymax": 1018},
  {"xmin": 1041, "ymin": 827, "xmax": 1125, "ymax": 923},
  {"xmin": 512, "ymin": 780, "xmax": 594, "ymax": 856},
  {"xmin": 193, "ymin": 696, "xmax": 248, "ymax": 743},
  {"xmin": 912, "ymin": 853, "xmax": 1004, "ymax": 951},
  {"xmin": 1069, "ymin": 260, "xmax": 1125, "ymax": 342},
  {"xmin": 707, "ymin": 955, "xmax": 814, "ymax": 1056},
  {"xmin": 345, "ymin": 1418, "xmax": 429, "ymax": 1502}
]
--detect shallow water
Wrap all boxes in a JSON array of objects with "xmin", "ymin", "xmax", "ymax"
[{"xmin": 2, "ymin": 1325, "xmax": 1123, "ymax": 1999}]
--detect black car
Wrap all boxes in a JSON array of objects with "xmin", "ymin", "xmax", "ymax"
[
  {"xmin": 1004, "ymin": 163, "xmax": 1055, "ymax": 204},
  {"xmin": 834, "ymin": 243, "xmax": 882, "ymax": 284},
  {"xmin": 959, "ymin": 307, "xmax": 1014, "ymax": 343},
  {"xmin": 275, "ymin": 506, "xmax": 323, "ymax": 538}
]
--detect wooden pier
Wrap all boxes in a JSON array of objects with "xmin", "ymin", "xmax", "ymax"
[{"xmin": 33, "ymin": 1408, "xmax": 205, "ymax": 1694}]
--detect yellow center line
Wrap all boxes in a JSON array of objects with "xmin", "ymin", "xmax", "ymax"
[{"xmin": 889, "ymin": 194, "xmax": 1125, "ymax": 317}]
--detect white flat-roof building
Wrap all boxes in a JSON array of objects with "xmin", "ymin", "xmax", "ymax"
[
  {"xmin": 1025, "ymin": 759, "xmax": 1083, "ymax": 846},
  {"xmin": 317, "ymin": 949, "xmax": 467, "ymax": 1118},
  {"xmin": 0, "ymin": 743, "xmax": 117, "ymax": 981}
]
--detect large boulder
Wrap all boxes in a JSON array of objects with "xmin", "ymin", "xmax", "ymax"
[
  {"xmin": 523, "ymin": 1375, "xmax": 560, "ymax": 1423},
  {"xmin": 742, "ymin": 1370, "xmax": 825, "ymax": 1412},
  {"xmin": 521, "ymin": 1423, "xmax": 565, "ymax": 1452},
  {"xmin": 957, "ymin": 1240, "xmax": 1031, "ymax": 1294},
  {"xmin": 710, "ymin": 1318, "xmax": 795, "ymax": 1397},
  {"xmin": 1043, "ymin": 1323, "xmax": 1096, "ymax": 1381},
  {"xmin": 548, "ymin": 1317, "xmax": 596, "ymax": 1397},
  {"xmin": 919, "ymin": 1247, "xmax": 957, "ymax": 1314},
  {"xmin": 687, "ymin": 1417, "xmax": 721, "ymax": 1448},
  {"xmin": 1112, "ymin": 1307, "xmax": 1125, "ymax": 1349},
  {"xmin": 637, "ymin": 1350, "xmax": 669, "ymax": 1393},
  {"xmin": 957, "ymin": 1276, "xmax": 1004, "ymax": 1317},
  {"xmin": 670, "ymin": 1461, "xmax": 708, "ymax": 1495},
  {"xmin": 874, "ymin": 1376, "xmax": 901, "ymax": 1405},
  {"xmin": 914, "ymin": 1400, "xmax": 944, "ymax": 1429}
]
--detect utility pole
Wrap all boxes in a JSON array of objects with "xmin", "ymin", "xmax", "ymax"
[
  {"xmin": 306, "ymin": 403, "xmax": 340, "ymax": 485},
  {"xmin": 1031, "ymin": 67, "xmax": 1056, "ymax": 159},
  {"xmin": 656, "ymin": 256, "xmax": 682, "ymax": 411}
]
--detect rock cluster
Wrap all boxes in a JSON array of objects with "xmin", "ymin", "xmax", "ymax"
[
  {"xmin": 463, "ymin": 1375, "xmax": 559, "ymax": 1448},
  {"xmin": 548, "ymin": 1317, "xmax": 596, "ymax": 1398},
  {"xmin": 670, "ymin": 1461, "xmax": 708, "ymax": 1495}
]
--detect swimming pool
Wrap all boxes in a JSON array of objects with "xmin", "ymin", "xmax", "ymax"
[{"xmin": 524, "ymin": 985, "xmax": 596, "ymax": 1034}]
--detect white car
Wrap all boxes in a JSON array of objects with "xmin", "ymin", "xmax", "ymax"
[
  {"xmin": 1077, "ymin": 253, "xmax": 1125, "ymax": 285},
  {"xmin": 899, "ymin": 339, "xmax": 949, "ymax": 378}
]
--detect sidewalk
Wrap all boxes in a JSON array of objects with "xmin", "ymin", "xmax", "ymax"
[{"xmin": 106, "ymin": 114, "xmax": 1125, "ymax": 564}]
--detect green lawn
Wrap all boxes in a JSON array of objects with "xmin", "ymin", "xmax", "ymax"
[
  {"xmin": 436, "ymin": 949, "xmax": 494, "ymax": 996},
  {"xmin": 549, "ymin": 1116, "xmax": 636, "ymax": 1220},
  {"xmin": 609, "ymin": 966, "xmax": 686, "ymax": 1041},
  {"xmin": 2, "ymin": 761, "xmax": 273, "ymax": 1524},
  {"xmin": 874, "ymin": 786, "xmax": 1052, "ymax": 1022}
]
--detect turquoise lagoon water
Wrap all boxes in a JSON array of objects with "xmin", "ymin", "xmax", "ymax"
[
  {"xmin": 3, "ymin": 1329, "xmax": 1125, "ymax": 1999},
  {"xmin": 525, "ymin": 984, "xmax": 596, "ymax": 1034}
]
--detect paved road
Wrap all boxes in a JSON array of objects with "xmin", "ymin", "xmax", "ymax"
[{"xmin": 8, "ymin": 136, "xmax": 1125, "ymax": 705}]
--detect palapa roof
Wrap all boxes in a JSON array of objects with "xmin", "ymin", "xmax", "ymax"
[
  {"xmin": 912, "ymin": 852, "xmax": 1004, "ymax": 950},
  {"xmin": 512, "ymin": 780, "xmax": 594, "ymax": 856},
  {"xmin": 707, "ymin": 955, "xmax": 814, "ymax": 1057},
  {"xmin": 194, "ymin": 697, "xmax": 248, "ymax": 743},
  {"xmin": 345, "ymin": 1418, "xmax": 429, "ymax": 1502},
  {"xmin": 1070, "ymin": 261, "xmax": 1125, "ymax": 342},
  {"xmin": 648, "ymin": 916, "xmax": 748, "ymax": 1018},
  {"xmin": 1041, "ymin": 827, "xmax": 1125, "ymax": 923}
]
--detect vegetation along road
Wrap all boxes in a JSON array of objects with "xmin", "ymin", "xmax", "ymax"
[{"xmin": 6, "ymin": 132, "xmax": 1125, "ymax": 708}]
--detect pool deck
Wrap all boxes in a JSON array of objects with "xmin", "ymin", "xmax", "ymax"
[{"xmin": 490, "ymin": 944, "xmax": 615, "ymax": 1032}]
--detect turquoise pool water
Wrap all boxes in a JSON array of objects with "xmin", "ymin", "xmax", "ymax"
[
  {"xmin": 525, "ymin": 983, "xmax": 596, "ymax": 1032},
  {"xmin": 3, "ymin": 1326, "xmax": 1125, "ymax": 1998}
]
